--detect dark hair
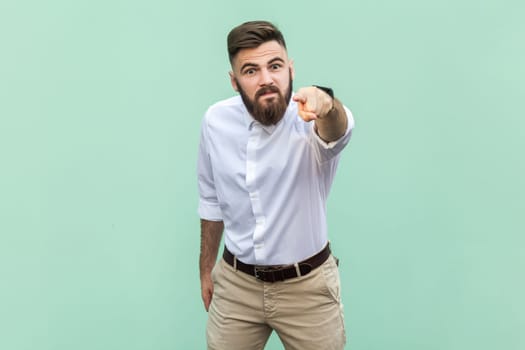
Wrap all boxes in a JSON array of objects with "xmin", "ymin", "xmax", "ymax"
[{"xmin": 227, "ymin": 21, "xmax": 287, "ymax": 63}]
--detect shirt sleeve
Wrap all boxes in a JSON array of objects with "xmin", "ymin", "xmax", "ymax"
[
  {"xmin": 310, "ymin": 105, "xmax": 355, "ymax": 162},
  {"xmin": 197, "ymin": 116, "xmax": 223, "ymax": 221}
]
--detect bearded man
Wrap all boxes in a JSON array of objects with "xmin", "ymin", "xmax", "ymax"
[{"xmin": 197, "ymin": 20, "xmax": 355, "ymax": 350}]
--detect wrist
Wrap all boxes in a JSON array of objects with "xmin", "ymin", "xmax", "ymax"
[
  {"xmin": 313, "ymin": 85, "xmax": 335, "ymax": 117},
  {"xmin": 200, "ymin": 271, "xmax": 212, "ymax": 281},
  {"xmin": 313, "ymin": 85, "xmax": 334, "ymax": 99}
]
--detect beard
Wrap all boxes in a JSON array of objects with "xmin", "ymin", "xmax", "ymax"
[{"xmin": 236, "ymin": 73, "xmax": 293, "ymax": 126}]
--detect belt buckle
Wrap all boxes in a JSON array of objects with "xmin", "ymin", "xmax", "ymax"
[
  {"xmin": 254, "ymin": 266, "xmax": 267, "ymax": 281},
  {"xmin": 254, "ymin": 265, "xmax": 287, "ymax": 282}
]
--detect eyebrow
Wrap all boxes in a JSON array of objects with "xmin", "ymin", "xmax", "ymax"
[
  {"xmin": 240, "ymin": 56, "xmax": 285, "ymax": 72},
  {"xmin": 240, "ymin": 62, "xmax": 258, "ymax": 72},
  {"xmin": 268, "ymin": 57, "xmax": 285, "ymax": 65}
]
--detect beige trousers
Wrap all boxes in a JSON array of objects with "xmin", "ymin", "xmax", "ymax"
[{"xmin": 206, "ymin": 255, "xmax": 346, "ymax": 350}]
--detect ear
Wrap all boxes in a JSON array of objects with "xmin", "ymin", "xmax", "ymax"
[
  {"xmin": 289, "ymin": 59, "xmax": 295, "ymax": 81},
  {"xmin": 229, "ymin": 71, "xmax": 239, "ymax": 92}
]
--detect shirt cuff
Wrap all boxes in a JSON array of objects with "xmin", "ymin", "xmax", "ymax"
[
  {"xmin": 198, "ymin": 200, "xmax": 223, "ymax": 221},
  {"xmin": 310, "ymin": 106, "xmax": 354, "ymax": 150}
]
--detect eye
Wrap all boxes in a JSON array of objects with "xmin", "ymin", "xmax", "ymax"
[
  {"xmin": 243, "ymin": 68, "xmax": 256, "ymax": 76},
  {"xmin": 270, "ymin": 63, "xmax": 282, "ymax": 71}
]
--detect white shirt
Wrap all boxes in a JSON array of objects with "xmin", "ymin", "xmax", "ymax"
[{"xmin": 197, "ymin": 95, "xmax": 354, "ymax": 265}]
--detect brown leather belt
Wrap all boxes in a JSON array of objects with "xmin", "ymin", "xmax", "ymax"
[{"xmin": 223, "ymin": 244, "xmax": 331, "ymax": 282}]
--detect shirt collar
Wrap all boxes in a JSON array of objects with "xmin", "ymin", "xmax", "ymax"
[{"xmin": 248, "ymin": 120, "xmax": 277, "ymax": 134}]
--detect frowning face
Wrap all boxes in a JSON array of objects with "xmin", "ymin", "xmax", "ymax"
[{"xmin": 229, "ymin": 40, "xmax": 295, "ymax": 125}]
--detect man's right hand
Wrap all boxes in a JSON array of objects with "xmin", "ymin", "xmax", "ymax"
[
  {"xmin": 199, "ymin": 219, "xmax": 224, "ymax": 312},
  {"xmin": 201, "ymin": 273, "xmax": 214, "ymax": 312}
]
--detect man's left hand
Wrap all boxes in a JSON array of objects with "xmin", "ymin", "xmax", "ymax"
[{"xmin": 293, "ymin": 86, "xmax": 333, "ymax": 122}]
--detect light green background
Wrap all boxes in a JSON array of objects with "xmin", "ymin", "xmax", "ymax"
[{"xmin": 1, "ymin": 0, "xmax": 524, "ymax": 349}]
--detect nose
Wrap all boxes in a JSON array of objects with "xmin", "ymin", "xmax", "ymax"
[{"xmin": 259, "ymin": 68, "xmax": 273, "ymax": 86}]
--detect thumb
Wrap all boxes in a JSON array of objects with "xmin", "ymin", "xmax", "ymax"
[{"xmin": 293, "ymin": 94, "xmax": 306, "ymax": 103}]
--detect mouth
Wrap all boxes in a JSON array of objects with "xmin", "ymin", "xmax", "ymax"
[{"xmin": 257, "ymin": 90, "xmax": 279, "ymax": 101}]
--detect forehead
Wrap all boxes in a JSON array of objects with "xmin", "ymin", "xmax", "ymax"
[{"xmin": 232, "ymin": 40, "xmax": 288, "ymax": 69}]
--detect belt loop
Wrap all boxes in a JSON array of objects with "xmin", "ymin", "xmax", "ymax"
[
  {"xmin": 294, "ymin": 263, "xmax": 301, "ymax": 277},
  {"xmin": 233, "ymin": 256, "xmax": 237, "ymax": 271}
]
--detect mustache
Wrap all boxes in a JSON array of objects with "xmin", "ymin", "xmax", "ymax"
[{"xmin": 255, "ymin": 85, "xmax": 280, "ymax": 99}]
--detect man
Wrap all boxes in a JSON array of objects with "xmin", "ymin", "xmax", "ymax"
[{"xmin": 197, "ymin": 20, "xmax": 354, "ymax": 350}]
